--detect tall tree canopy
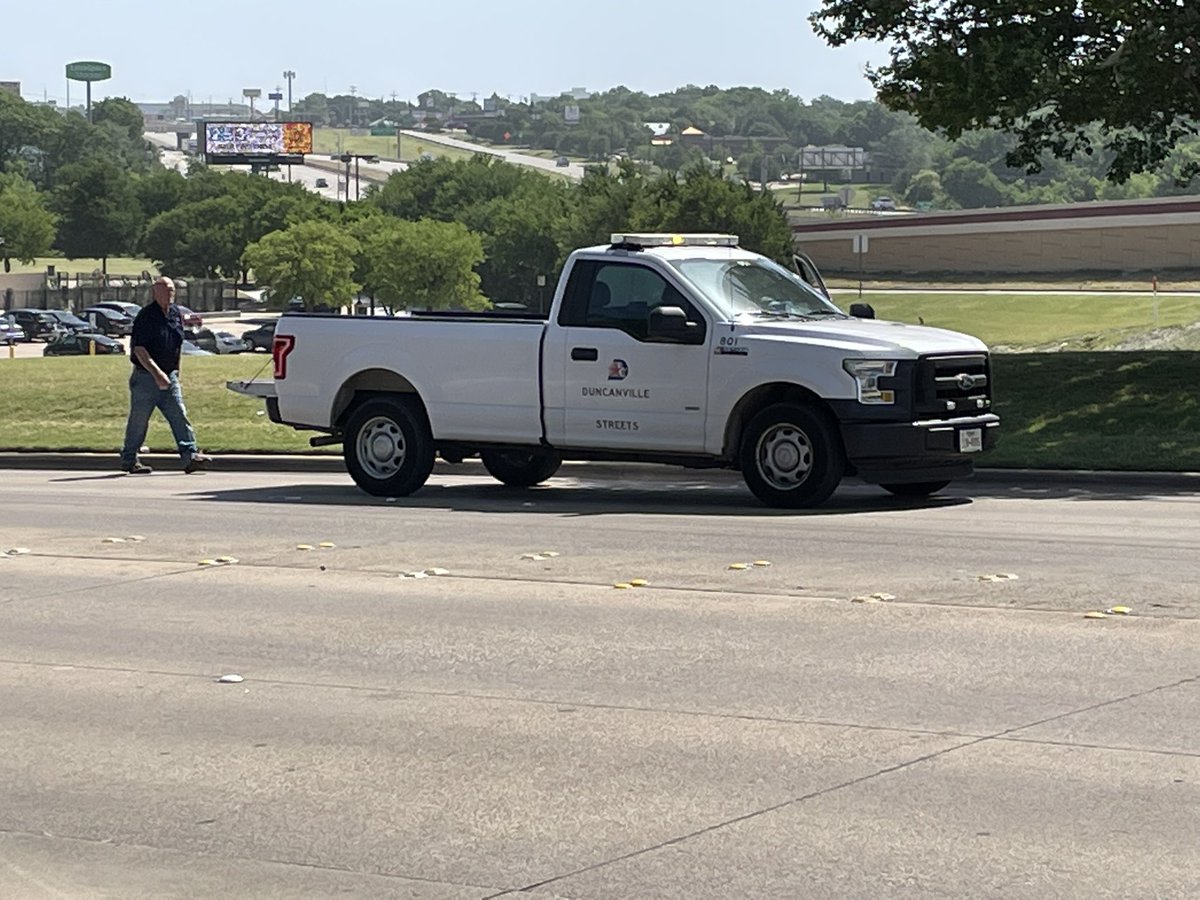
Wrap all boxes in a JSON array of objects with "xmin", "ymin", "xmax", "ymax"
[{"xmin": 810, "ymin": 0, "xmax": 1200, "ymax": 182}]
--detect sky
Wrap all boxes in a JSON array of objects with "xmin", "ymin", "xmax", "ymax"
[{"xmin": 4, "ymin": 0, "xmax": 888, "ymax": 108}]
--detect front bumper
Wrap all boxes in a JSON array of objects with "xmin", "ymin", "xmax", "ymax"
[{"xmin": 839, "ymin": 413, "xmax": 1000, "ymax": 484}]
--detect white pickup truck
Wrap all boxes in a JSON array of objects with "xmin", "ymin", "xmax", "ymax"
[{"xmin": 230, "ymin": 233, "xmax": 999, "ymax": 508}]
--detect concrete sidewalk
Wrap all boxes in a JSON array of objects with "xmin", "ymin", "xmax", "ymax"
[{"xmin": 1, "ymin": 451, "xmax": 1197, "ymax": 491}]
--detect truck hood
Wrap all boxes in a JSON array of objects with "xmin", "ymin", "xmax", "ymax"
[{"xmin": 735, "ymin": 316, "xmax": 988, "ymax": 356}]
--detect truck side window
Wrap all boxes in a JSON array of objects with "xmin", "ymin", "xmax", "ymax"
[{"xmin": 561, "ymin": 261, "xmax": 705, "ymax": 342}]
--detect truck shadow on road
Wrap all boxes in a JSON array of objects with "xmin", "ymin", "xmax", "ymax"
[{"xmin": 184, "ymin": 479, "xmax": 971, "ymax": 517}]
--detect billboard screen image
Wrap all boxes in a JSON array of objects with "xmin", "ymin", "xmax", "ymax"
[{"xmin": 203, "ymin": 121, "xmax": 313, "ymax": 163}]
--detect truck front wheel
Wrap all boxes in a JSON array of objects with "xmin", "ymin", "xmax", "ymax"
[
  {"xmin": 343, "ymin": 397, "xmax": 435, "ymax": 497},
  {"xmin": 480, "ymin": 448, "xmax": 563, "ymax": 487},
  {"xmin": 739, "ymin": 403, "xmax": 844, "ymax": 508}
]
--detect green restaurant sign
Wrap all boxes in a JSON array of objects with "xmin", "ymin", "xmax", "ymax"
[{"xmin": 65, "ymin": 61, "xmax": 112, "ymax": 82}]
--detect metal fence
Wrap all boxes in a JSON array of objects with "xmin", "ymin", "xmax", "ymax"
[{"xmin": 1, "ymin": 275, "xmax": 241, "ymax": 315}]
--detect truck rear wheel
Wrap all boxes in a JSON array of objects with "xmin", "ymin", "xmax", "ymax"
[
  {"xmin": 739, "ymin": 402, "xmax": 844, "ymax": 508},
  {"xmin": 480, "ymin": 448, "xmax": 563, "ymax": 487},
  {"xmin": 881, "ymin": 480, "xmax": 951, "ymax": 498},
  {"xmin": 343, "ymin": 397, "xmax": 434, "ymax": 497}
]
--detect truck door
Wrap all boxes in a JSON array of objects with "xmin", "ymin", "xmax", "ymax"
[{"xmin": 544, "ymin": 259, "xmax": 711, "ymax": 452}]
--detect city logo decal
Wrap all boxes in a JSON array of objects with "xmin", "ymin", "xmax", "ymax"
[{"xmin": 608, "ymin": 358, "xmax": 629, "ymax": 381}]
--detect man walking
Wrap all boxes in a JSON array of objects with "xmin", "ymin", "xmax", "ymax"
[{"xmin": 119, "ymin": 276, "xmax": 212, "ymax": 475}]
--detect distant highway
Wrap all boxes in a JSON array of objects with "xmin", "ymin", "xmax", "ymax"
[{"xmin": 400, "ymin": 129, "xmax": 588, "ymax": 180}]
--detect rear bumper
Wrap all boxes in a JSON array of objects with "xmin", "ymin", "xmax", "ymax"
[{"xmin": 840, "ymin": 414, "xmax": 1000, "ymax": 484}]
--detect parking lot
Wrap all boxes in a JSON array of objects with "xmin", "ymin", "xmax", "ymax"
[{"xmin": 2, "ymin": 465, "xmax": 1197, "ymax": 898}]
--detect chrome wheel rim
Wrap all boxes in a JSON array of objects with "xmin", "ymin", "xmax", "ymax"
[
  {"xmin": 756, "ymin": 422, "xmax": 813, "ymax": 490},
  {"xmin": 357, "ymin": 416, "xmax": 406, "ymax": 480}
]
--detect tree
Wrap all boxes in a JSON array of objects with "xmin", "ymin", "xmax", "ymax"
[
  {"xmin": 810, "ymin": 0, "xmax": 1200, "ymax": 182},
  {"xmin": 629, "ymin": 168, "xmax": 796, "ymax": 263},
  {"xmin": 939, "ymin": 159, "xmax": 1010, "ymax": 209},
  {"xmin": 359, "ymin": 219, "xmax": 487, "ymax": 311},
  {"xmin": 244, "ymin": 221, "xmax": 361, "ymax": 309},
  {"xmin": 142, "ymin": 196, "xmax": 244, "ymax": 278},
  {"xmin": 92, "ymin": 97, "xmax": 146, "ymax": 144},
  {"xmin": 52, "ymin": 159, "xmax": 142, "ymax": 271},
  {"xmin": 0, "ymin": 173, "xmax": 56, "ymax": 272}
]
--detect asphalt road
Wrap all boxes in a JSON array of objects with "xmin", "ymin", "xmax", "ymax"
[{"xmin": 1, "ymin": 466, "xmax": 1197, "ymax": 898}]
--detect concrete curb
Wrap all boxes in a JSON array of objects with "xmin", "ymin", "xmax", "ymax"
[{"xmin": 0, "ymin": 452, "xmax": 1197, "ymax": 490}]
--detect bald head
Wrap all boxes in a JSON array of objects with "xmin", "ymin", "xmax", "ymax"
[{"xmin": 151, "ymin": 277, "xmax": 176, "ymax": 307}]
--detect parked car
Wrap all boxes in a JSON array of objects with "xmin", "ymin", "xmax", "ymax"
[
  {"xmin": 240, "ymin": 319, "xmax": 278, "ymax": 352},
  {"xmin": 181, "ymin": 340, "xmax": 213, "ymax": 356},
  {"xmin": 871, "ymin": 196, "xmax": 897, "ymax": 211},
  {"xmin": 555, "ymin": 155, "xmax": 570, "ymax": 167},
  {"xmin": 80, "ymin": 306, "xmax": 135, "ymax": 336},
  {"xmin": 315, "ymin": 177, "xmax": 329, "ymax": 188},
  {"xmin": 176, "ymin": 305, "xmax": 203, "ymax": 330},
  {"xmin": 45, "ymin": 310, "xmax": 93, "ymax": 334},
  {"xmin": 43, "ymin": 333, "xmax": 125, "ymax": 356},
  {"xmin": 93, "ymin": 300, "xmax": 143, "ymax": 319},
  {"xmin": 9, "ymin": 309, "xmax": 63, "ymax": 342},
  {"xmin": 193, "ymin": 327, "xmax": 250, "ymax": 354},
  {"xmin": 0, "ymin": 314, "xmax": 26, "ymax": 344}
]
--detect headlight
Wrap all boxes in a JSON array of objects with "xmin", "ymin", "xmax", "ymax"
[{"xmin": 843, "ymin": 359, "xmax": 897, "ymax": 404}]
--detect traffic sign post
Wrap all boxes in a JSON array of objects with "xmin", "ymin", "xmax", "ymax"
[{"xmin": 852, "ymin": 234, "xmax": 869, "ymax": 298}]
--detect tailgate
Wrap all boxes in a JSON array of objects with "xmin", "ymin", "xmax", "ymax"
[{"xmin": 226, "ymin": 379, "xmax": 277, "ymax": 399}]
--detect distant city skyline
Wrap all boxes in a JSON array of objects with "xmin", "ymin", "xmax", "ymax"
[{"xmin": 6, "ymin": 0, "xmax": 887, "ymax": 108}]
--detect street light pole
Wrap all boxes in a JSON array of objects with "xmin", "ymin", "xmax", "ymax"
[{"xmin": 283, "ymin": 70, "xmax": 295, "ymax": 111}]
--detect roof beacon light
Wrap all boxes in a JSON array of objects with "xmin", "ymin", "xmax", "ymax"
[{"xmin": 610, "ymin": 233, "xmax": 740, "ymax": 249}]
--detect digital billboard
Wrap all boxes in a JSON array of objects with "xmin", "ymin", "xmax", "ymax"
[{"xmin": 202, "ymin": 121, "xmax": 313, "ymax": 164}]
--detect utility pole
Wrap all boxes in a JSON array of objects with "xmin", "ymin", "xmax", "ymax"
[{"xmin": 283, "ymin": 70, "xmax": 295, "ymax": 111}]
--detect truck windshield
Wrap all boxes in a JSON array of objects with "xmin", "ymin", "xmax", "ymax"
[{"xmin": 669, "ymin": 257, "xmax": 845, "ymax": 320}]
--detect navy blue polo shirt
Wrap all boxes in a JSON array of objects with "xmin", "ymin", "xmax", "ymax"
[{"xmin": 130, "ymin": 302, "xmax": 185, "ymax": 373}]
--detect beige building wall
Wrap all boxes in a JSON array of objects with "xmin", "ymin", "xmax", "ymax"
[{"xmin": 792, "ymin": 199, "xmax": 1200, "ymax": 277}]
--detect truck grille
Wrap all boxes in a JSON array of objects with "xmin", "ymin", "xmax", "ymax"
[{"xmin": 915, "ymin": 354, "xmax": 992, "ymax": 418}]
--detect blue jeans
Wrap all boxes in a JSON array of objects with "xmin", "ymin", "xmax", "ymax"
[{"xmin": 120, "ymin": 368, "xmax": 198, "ymax": 466}]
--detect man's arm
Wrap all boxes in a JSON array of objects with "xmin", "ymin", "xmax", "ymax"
[{"xmin": 133, "ymin": 346, "xmax": 170, "ymax": 389}]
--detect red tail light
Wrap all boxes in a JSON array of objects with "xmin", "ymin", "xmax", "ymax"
[{"xmin": 272, "ymin": 334, "xmax": 295, "ymax": 379}]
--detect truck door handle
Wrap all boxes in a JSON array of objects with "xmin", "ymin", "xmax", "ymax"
[{"xmin": 571, "ymin": 347, "xmax": 598, "ymax": 361}]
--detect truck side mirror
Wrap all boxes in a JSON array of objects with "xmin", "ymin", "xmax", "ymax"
[
  {"xmin": 648, "ymin": 306, "xmax": 699, "ymax": 342},
  {"xmin": 849, "ymin": 302, "xmax": 876, "ymax": 319}
]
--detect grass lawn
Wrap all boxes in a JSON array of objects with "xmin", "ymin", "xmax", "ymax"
[
  {"xmin": 5, "ymin": 257, "xmax": 158, "ymax": 277},
  {"xmin": 310, "ymin": 129, "xmax": 482, "ymax": 164},
  {"xmin": 0, "ymin": 355, "xmax": 324, "ymax": 455},
  {"xmin": 854, "ymin": 292, "xmax": 1200, "ymax": 348},
  {"xmin": 989, "ymin": 352, "xmax": 1200, "ymax": 470},
  {"xmin": 1, "ymin": 352, "xmax": 1197, "ymax": 472}
]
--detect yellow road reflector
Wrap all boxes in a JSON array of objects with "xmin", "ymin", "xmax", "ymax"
[
  {"xmin": 1107, "ymin": 606, "xmax": 1132, "ymax": 615},
  {"xmin": 752, "ymin": 560, "xmax": 772, "ymax": 567},
  {"xmin": 728, "ymin": 563, "xmax": 749, "ymax": 570},
  {"xmin": 1083, "ymin": 611, "xmax": 1108, "ymax": 619},
  {"xmin": 198, "ymin": 559, "xmax": 219, "ymax": 566},
  {"xmin": 102, "ymin": 537, "xmax": 126, "ymax": 543},
  {"xmin": 520, "ymin": 553, "xmax": 544, "ymax": 561},
  {"xmin": 542, "ymin": 551, "xmax": 560, "ymax": 558},
  {"xmin": 296, "ymin": 544, "xmax": 314, "ymax": 551},
  {"xmin": 318, "ymin": 541, "xmax": 336, "ymax": 549},
  {"xmin": 215, "ymin": 556, "xmax": 239, "ymax": 564},
  {"xmin": 613, "ymin": 582, "xmax": 632, "ymax": 589},
  {"xmin": 629, "ymin": 579, "xmax": 649, "ymax": 587}
]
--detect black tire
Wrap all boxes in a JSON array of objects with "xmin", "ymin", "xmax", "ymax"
[
  {"xmin": 342, "ymin": 397, "xmax": 435, "ymax": 497},
  {"xmin": 480, "ymin": 448, "xmax": 563, "ymax": 487},
  {"xmin": 739, "ymin": 402, "xmax": 844, "ymax": 509},
  {"xmin": 881, "ymin": 480, "xmax": 951, "ymax": 498}
]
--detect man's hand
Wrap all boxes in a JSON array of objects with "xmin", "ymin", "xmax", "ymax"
[{"xmin": 153, "ymin": 371, "xmax": 170, "ymax": 390}]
